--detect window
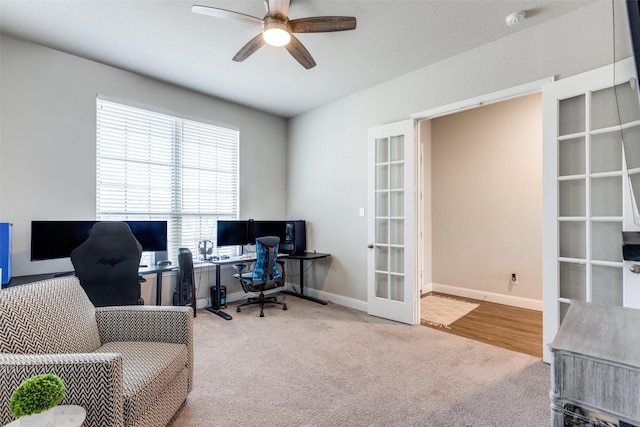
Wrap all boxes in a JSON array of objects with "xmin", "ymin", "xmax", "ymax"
[{"xmin": 96, "ymin": 98, "xmax": 239, "ymax": 263}]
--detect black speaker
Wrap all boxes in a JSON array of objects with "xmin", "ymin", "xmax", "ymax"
[{"xmin": 283, "ymin": 220, "xmax": 306, "ymax": 254}]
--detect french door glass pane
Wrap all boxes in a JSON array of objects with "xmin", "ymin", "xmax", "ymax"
[
  {"xmin": 376, "ymin": 246, "xmax": 388, "ymax": 271},
  {"xmin": 390, "ymin": 163, "xmax": 404, "ymax": 189},
  {"xmin": 622, "ymin": 126, "xmax": 640, "ymax": 169},
  {"xmin": 390, "ymin": 191, "xmax": 404, "ymax": 217},
  {"xmin": 592, "ymin": 265, "xmax": 623, "ymax": 306},
  {"xmin": 390, "ymin": 135, "xmax": 404, "ymax": 161},
  {"xmin": 591, "ymin": 177, "xmax": 622, "ymax": 217},
  {"xmin": 559, "ymin": 262, "xmax": 586, "ymax": 301},
  {"xmin": 375, "ymin": 219, "xmax": 388, "ymax": 244},
  {"xmin": 390, "ymin": 219, "xmax": 404, "ymax": 245},
  {"xmin": 376, "ymin": 165, "xmax": 389, "ymax": 190},
  {"xmin": 376, "ymin": 272, "xmax": 389, "ymax": 299},
  {"xmin": 390, "ymin": 247, "xmax": 404, "ymax": 273},
  {"xmin": 560, "ymin": 301, "xmax": 571, "ymax": 323},
  {"xmin": 559, "ymin": 221, "xmax": 586, "ymax": 259},
  {"xmin": 376, "ymin": 192, "xmax": 389, "ymax": 216},
  {"xmin": 592, "ymin": 83, "xmax": 640, "ymax": 129},
  {"xmin": 559, "ymin": 95, "xmax": 585, "ymax": 136},
  {"xmin": 390, "ymin": 274, "xmax": 404, "ymax": 301},
  {"xmin": 559, "ymin": 180, "xmax": 586, "ymax": 217},
  {"xmin": 591, "ymin": 221, "xmax": 623, "ymax": 262},
  {"xmin": 559, "ymin": 137, "xmax": 586, "ymax": 176},
  {"xmin": 591, "ymin": 132, "xmax": 622, "ymax": 173},
  {"xmin": 376, "ymin": 138, "xmax": 389, "ymax": 163}
]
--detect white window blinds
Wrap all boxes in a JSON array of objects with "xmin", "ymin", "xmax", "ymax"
[{"xmin": 96, "ymin": 98, "xmax": 239, "ymax": 261}]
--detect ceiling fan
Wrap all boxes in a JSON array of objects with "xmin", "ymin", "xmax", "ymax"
[{"xmin": 191, "ymin": 0, "xmax": 357, "ymax": 69}]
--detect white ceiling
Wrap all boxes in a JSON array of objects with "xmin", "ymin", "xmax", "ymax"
[{"xmin": 0, "ymin": 0, "xmax": 596, "ymax": 118}]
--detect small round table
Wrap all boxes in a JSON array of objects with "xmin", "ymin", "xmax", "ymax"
[{"xmin": 3, "ymin": 405, "xmax": 86, "ymax": 427}]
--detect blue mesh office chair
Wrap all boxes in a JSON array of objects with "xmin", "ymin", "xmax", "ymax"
[{"xmin": 233, "ymin": 236, "xmax": 287, "ymax": 317}]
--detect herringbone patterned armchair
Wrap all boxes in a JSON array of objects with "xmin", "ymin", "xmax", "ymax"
[{"xmin": 0, "ymin": 276, "xmax": 193, "ymax": 427}]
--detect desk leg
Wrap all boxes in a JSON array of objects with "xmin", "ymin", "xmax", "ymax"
[
  {"xmin": 156, "ymin": 272, "xmax": 162, "ymax": 306},
  {"xmin": 205, "ymin": 264, "xmax": 232, "ymax": 320},
  {"xmin": 281, "ymin": 258, "xmax": 328, "ymax": 305}
]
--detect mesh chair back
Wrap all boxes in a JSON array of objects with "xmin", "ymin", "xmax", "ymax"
[{"xmin": 252, "ymin": 236, "xmax": 281, "ymax": 286}]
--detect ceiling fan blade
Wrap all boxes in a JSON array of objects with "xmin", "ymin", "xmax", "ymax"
[
  {"xmin": 284, "ymin": 35, "xmax": 316, "ymax": 69},
  {"xmin": 233, "ymin": 34, "xmax": 266, "ymax": 62},
  {"xmin": 267, "ymin": 0, "xmax": 290, "ymax": 20},
  {"xmin": 289, "ymin": 16, "xmax": 357, "ymax": 33},
  {"xmin": 191, "ymin": 5, "xmax": 264, "ymax": 26}
]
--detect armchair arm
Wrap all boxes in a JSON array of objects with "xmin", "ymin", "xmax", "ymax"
[
  {"xmin": 0, "ymin": 353, "xmax": 124, "ymax": 427},
  {"xmin": 95, "ymin": 305, "xmax": 192, "ymax": 345}
]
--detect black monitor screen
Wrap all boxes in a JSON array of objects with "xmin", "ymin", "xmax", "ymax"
[
  {"xmin": 248, "ymin": 220, "xmax": 287, "ymax": 244},
  {"xmin": 216, "ymin": 220, "xmax": 249, "ymax": 247},
  {"xmin": 125, "ymin": 221, "xmax": 168, "ymax": 252},
  {"xmin": 31, "ymin": 220, "xmax": 168, "ymax": 261}
]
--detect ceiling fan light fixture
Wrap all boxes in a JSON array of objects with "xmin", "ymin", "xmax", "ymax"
[{"xmin": 263, "ymin": 20, "xmax": 291, "ymax": 46}]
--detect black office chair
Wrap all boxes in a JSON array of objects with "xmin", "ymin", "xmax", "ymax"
[
  {"xmin": 175, "ymin": 247, "xmax": 197, "ymax": 317},
  {"xmin": 234, "ymin": 236, "xmax": 287, "ymax": 317},
  {"xmin": 70, "ymin": 221, "xmax": 143, "ymax": 307}
]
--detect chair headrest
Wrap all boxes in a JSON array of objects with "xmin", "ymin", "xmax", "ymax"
[
  {"xmin": 256, "ymin": 236, "xmax": 280, "ymax": 247},
  {"xmin": 90, "ymin": 221, "xmax": 133, "ymax": 236}
]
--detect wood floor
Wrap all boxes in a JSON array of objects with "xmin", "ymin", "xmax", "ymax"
[{"xmin": 421, "ymin": 292, "xmax": 543, "ymax": 358}]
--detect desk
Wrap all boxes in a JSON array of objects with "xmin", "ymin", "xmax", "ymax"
[
  {"xmin": 204, "ymin": 252, "xmax": 331, "ymax": 320},
  {"xmin": 138, "ymin": 265, "xmax": 176, "ymax": 306},
  {"xmin": 8, "ymin": 266, "xmax": 178, "ymax": 310},
  {"xmin": 281, "ymin": 252, "xmax": 331, "ymax": 305}
]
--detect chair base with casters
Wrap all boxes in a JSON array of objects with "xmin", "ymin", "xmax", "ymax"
[
  {"xmin": 233, "ymin": 263, "xmax": 287, "ymax": 317},
  {"xmin": 232, "ymin": 236, "xmax": 288, "ymax": 317}
]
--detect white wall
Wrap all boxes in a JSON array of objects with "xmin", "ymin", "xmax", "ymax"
[
  {"xmin": 0, "ymin": 34, "xmax": 288, "ymax": 295},
  {"xmin": 287, "ymin": 1, "xmax": 632, "ymax": 303}
]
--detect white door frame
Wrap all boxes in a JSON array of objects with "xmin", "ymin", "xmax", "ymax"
[{"xmin": 410, "ymin": 76, "xmax": 552, "ymax": 338}]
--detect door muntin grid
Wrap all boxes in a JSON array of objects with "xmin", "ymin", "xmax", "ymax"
[
  {"xmin": 556, "ymin": 83, "xmax": 640, "ymax": 320},
  {"xmin": 375, "ymin": 135, "xmax": 405, "ymax": 302}
]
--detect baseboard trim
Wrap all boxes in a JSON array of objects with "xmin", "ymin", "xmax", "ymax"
[
  {"xmin": 198, "ymin": 283, "xmax": 368, "ymax": 313},
  {"xmin": 200, "ymin": 283, "xmax": 540, "ymax": 312},
  {"xmin": 428, "ymin": 283, "xmax": 542, "ymax": 311},
  {"xmin": 282, "ymin": 283, "xmax": 368, "ymax": 312}
]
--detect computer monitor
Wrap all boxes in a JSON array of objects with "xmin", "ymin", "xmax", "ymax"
[
  {"xmin": 247, "ymin": 220, "xmax": 287, "ymax": 245},
  {"xmin": 30, "ymin": 220, "xmax": 168, "ymax": 261},
  {"xmin": 216, "ymin": 220, "xmax": 249, "ymax": 247}
]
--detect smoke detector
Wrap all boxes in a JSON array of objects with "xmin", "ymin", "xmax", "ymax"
[{"xmin": 505, "ymin": 11, "xmax": 526, "ymax": 27}]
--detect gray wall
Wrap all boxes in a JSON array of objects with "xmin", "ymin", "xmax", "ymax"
[
  {"xmin": 0, "ymin": 35, "xmax": 287, "ymax": 283},
  {"xmin": 287, "ymin": 1, "xmax": 632, "ymax": 303}
]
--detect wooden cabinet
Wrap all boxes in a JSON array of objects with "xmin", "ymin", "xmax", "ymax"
[{"xmin": 549, "ymin": 301, "xmax": 640, "ymax": 426}]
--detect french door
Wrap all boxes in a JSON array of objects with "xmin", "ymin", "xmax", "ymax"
[
  {"xmin": 367, "ymin": 120, "xmax": 418, "ymax": 324},
  {"xmin": 542, "ymin": 58, "xmax": 640, "ymax": 362}
]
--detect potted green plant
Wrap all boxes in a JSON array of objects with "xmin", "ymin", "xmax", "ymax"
[{"xmin": 9, "ymin": 373, "xmax": 65, "ymax": 427}]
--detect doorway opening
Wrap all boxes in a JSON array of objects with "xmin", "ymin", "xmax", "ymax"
[{"xmin": 414, "ymin": 79, "xmax": 550, "ymax": 358}]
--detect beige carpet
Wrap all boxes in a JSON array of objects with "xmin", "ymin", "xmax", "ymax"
[
  {"xmin": 168, "ymin": 293, "xmax": 549, "ymax": 427},
  {"xmin": 420, "ymin": 294, "xmax": 479, "ymax": 328}
]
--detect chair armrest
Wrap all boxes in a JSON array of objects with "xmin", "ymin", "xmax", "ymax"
[
  {"xmin": 0, "ymin": 353, "xmax": 123, "ymax": 427},
  {"xmin": 95, "ymin": 305, "xmax": 192, "ymax": 345}
]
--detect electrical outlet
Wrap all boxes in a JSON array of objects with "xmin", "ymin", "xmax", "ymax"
[{"xmin": 511, "ymin": 273, "xmax": 519, "ymax": 285}]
